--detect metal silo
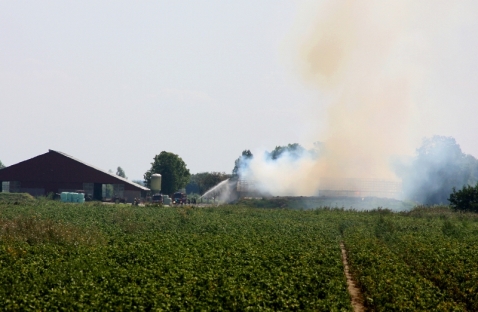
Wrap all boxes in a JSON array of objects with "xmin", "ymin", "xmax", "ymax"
[{"xmin": 150, "ymin": 174, "xmax": 162, "ymax": 193}]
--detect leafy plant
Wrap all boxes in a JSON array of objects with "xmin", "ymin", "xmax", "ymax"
[
  {"xmin": 144, "ymin": 151, "xmax": 190, "ymax": 195},
  {"xmin": 0, "ymin": 201, "xmax": 351, "ymax": 310},
  {"xmin": 448, "ymin": 183, "xmax": 478, "ymax": 212}
]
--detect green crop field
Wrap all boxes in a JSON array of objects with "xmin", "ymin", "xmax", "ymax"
[{"xmin": 1, "ymin": 195, "xmax": 478, "ymax": 311}]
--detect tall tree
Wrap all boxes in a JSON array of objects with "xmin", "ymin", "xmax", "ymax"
[
  {"xmin": 0, "ymin": 160, "xmax": 5, "ymax": 169},
  {"xmin": 186, "ymin": 172, "xmax": 231, "ymax": 195},
  {"xmin": 396, "ymin": 136, "xmax": 478, "ymax": 204},
  {"xmin": 267, "ymin": 143, "xmax": 306, "ymax": 160},
  {"xmin": 232, "ymin": 150, "xmax": 253, "ymax": 177},
  {"xmin": 448, "ymin": 183, "xmax": 478, "ymax": 212},
  {"xmin": 231, "ymin": 144, "xmax": 316, "ymax": 179},
  {"xmin": 144, "ymin": 151, "xmax": 191, "ymax": 195},
  {"xmin": 116, "ymin": 166, "xmax": 127, "ymax": 179}
]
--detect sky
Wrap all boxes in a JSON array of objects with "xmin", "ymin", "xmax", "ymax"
[{"xmin": 1, "ymin": 1, "xmax": 478, "ymax": 182}]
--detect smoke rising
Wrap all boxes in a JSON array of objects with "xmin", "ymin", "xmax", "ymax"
[
  {"xmin": 242, "ymin": 146, "xmax": 319, "ymax": 196},
  {"xmin": 394, "ymin": 136, "xmax": 478, "ymax": 204},
  {"xmin": 241, "ymin": 1, "xmax": 478, "ymax": 200}
]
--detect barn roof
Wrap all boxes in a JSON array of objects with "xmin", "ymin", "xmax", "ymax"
[
  {"xmin": 49, "ymin": 150, "xmax": 150, "ymax": 191},
  {"xmin": 0, "ymin": 149, "xmax": 150, "ymax": 191}
]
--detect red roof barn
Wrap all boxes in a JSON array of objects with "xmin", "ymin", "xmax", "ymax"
[{"xmin": 0, "ymin": 150, "xmax": 149, "ymax": 202}]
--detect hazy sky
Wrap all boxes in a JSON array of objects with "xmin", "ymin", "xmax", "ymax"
[{"xmin": 2, "ymin": 1, "xmax": 478, "ymax": 181}]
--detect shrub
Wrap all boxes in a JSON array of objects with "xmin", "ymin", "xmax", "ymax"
[{"xmin": 448, "ymin": 183, "xmax": 478, "ymax": 212}]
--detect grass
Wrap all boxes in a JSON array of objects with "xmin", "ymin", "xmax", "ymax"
[{"xmin": 0, "ymin": 192, "xmax": 35, "ymax": 204}]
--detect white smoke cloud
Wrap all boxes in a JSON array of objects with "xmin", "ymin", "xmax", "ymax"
[
  {"xmin": 240, "ymin": 149, "xmax": 319, "ymax": 196},
  {"xmin": 241, "ymin": 0, "xmax": 478, "ymax": 198}
]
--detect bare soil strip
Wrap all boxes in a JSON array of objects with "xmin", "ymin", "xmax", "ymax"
[{"xmin": 340, "ymin": 242, "xmax": 365, "ymax": 312}]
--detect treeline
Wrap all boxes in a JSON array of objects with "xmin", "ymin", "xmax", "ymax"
[
  {"xmin": 186, "ymin": 143, "xmax": 316, "ymax": 196},
  {"xmin": 5, "ymin": 136, "xmax": 477, "ymax": 206},
  {"xmin": 185, "ymin": 172, "xmax": 231, "ymax": 195},
  {"xmin": 231, "ymin": 137, "xmax": 478, "ymax": 207},
  {"xmin": 394, "ymin": 136, "xmax": 478, "ymax": 205},
  {"xmin": 232, "ymin": 142, "xmax": 322, "ymax": 177},
  {"xmin": 115, "ymin": 153, "xmax": 231, "ymax": 196}
]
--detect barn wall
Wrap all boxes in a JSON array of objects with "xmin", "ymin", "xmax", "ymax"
[
  {"xmin": 0, "ymin": 151, "xmax": 148, "ymax": 198},
  {"xmin": 20, "ymin": 188, "xmax": 45, "ymax": 197},
  {"xmin": 124, "ymin": 190, "xmax": 141, "ymax": 203}
]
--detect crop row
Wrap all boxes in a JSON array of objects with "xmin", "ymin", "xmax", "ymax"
[
  {"xmin": 4, "ymin": 200, "xmax": 478, "ymax": 311},
  {"xmin": 341, "ymin": 212, "xmax": 467, "ymax": 311},
  {"xmin": 0, "ymin": 203, "xmax": 352, "ymax": 311},
  {"xmin": 375, "ymin": 214, "xmax": 478, "ymax": 311}
]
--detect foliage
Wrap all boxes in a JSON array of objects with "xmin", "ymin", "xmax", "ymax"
[
  {"xmin": 0, "ymin": 215, "xmax": 105, "ymax": 246},
  {"xmin": 231, "ymin": 143, "xmax": 323, "ymax": 178},
  {"xmin": 0, "ymin": 201, "xmax": 351, "ymax": 311},
  {"xmin": 0, "ymin": 159, "xmax": 5, "ymax": 169},
  {"xmin": 186, "ymin": 192, "xmax": 201, "ymax": 201},
  {"xmin": 396, "ymin": 136, "xmax": 478, "ymax": 205},
  {"xmin": 185, "ymin": 180, "xmax": 200, "ymax": 194},
  {"xmin": 343, "ymin": 221, "xmax": 464, "ymax": 311},
  {"xmin": 235, "ymin": 197, "xmax": 290, "ymax": 209},
  {"xmin": 3, "ymin": 200, "xmax": 478, "ymax": 310},
  {"xmin": 374, "ymin": 209, "xmax": 478, "ymax": 311},
  {"xmin": 186, "ymin": 172, "xmax": 231, "ymax": 195},
  {"xmin": 144, "ymin": 151, "xmax": 190, "ymax": 195},
  {"xmin": 266, "ymin": 143, "xmax": 307, "ymax": 160},
  {"xmin": 339, "ymin": 206, "xmax": 478, "ymax": 311},
  {"xmin": 235, "ymin": 196, "xmax": 414, "ymax": 211},
  {"xmin": 448, "ymin": 183, "xmax": 478, "ymax": 212},
  {"xmin": 232, "ymin": 150, "xmax": 253, "ymax": 177},
  {"xmin": 0, "ymin": 193, "xmax": 35, "ymax": 204},
  {"xmin": 116, "ymin": 166, "xmax": 127, "ymax": 179}
]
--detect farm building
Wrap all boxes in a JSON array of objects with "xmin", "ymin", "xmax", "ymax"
[{"xmin": 0, "ymin": 149, "xmax": 149, "ymax": 202}]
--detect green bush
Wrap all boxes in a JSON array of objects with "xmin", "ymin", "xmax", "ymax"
[
  {"xmin": 0, "ymin": 192, "xmax": 35, "ymax": 204},
  {"xmin": 448, "ymin": 183, "xmax": 478, "ymax": 212}
]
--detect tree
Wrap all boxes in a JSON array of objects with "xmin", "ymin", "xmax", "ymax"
[
  {"xmin": 116, "ymin": 166, "xmax": 127, "ymax": 179},
  {"xmin": 203, "ymin": 172, "xmax": 230, "ymax": 192},
  {"xmin": 395, "ymin": 136, "xmax": 478, "ymax": 204},
  {"xmin": 144, "ymin": 151, "xmax": 190, "ymax": 195},
  {"xmin": 186, "ymin": 172, "xmax": 231, "ymax": 195},
  {"xmin": 185, "ymin": 177, "xmax": 201, "ymax": 194},
  {"xmin": 266, "ymin": 143, "xmax": 306, "ymax": 160},
  {"xmin": 0, "ymin": 160, "xmax": 5, "ymax": 169},
  {"xmin": 232, "ymin": 150, "xmax": 253, "ymax": 177},
  {"xmin": 448, "ymin": 183, "xmax": 478, "ymax": 212}
]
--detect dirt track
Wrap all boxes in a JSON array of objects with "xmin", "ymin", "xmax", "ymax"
[{"xmin": 340, "ymin": 242, "xmax": 365, "ymax": 312}]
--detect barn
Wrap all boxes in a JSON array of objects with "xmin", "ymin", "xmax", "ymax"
[{"xmin": 0, "ymin": 149, "xmax": 149, "ymax": 202}]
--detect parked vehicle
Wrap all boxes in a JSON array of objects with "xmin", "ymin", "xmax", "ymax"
[
  {"xmin": 151, "ymin": 193, "xmax": 163, "ymax": 204},
  {"xmin": 173, "ymin": 192, "xmax": 187, "ymax": 205}
]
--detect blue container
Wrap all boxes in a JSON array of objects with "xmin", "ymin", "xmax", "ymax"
[
  {"xmin": 66, "ymin": 193, "xmax": 72, "ymax": 202},
  {"xmin": 77, "ymin": 193, "xmax": 85, "ymax": 203},
  {"xmin": 60, "ymin": 192, "xmax": 68, "ymax": 202}
]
